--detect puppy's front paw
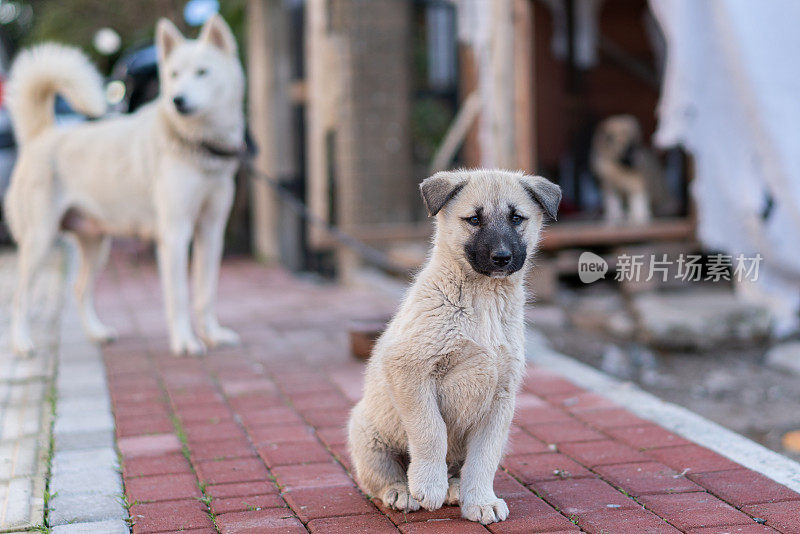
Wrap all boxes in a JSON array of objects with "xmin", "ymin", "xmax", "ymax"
[
  {"xmin": 461, "ymin": 497, "xmax": 509, "ymax": 524},
  {"xmin": 381, "ymin": 484, "xmax": 420, "ymax": 512},
  {"xmin": 170, "ymin": 333, "xmax": 207, "ymax": 356},
  {"xmin": 408, "ymin": 462, "xmax": 448, "ymax": 511}
]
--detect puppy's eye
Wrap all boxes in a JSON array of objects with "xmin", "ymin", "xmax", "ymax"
[
  {"xmin": 196, "ymin": 67, "xmax": 208, "ymax": 76},
  {"xmin": 465, "ymin": 216, "xmax": 481, "ymax": 227},
  {"xmin": 510, "ymin": 214, "xmax": 526, "ymax": 226}
]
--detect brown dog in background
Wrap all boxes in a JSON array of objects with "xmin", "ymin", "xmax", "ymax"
[{"xmin": 591, "ymin": 114, "xmax": 676, "ymax": 224}]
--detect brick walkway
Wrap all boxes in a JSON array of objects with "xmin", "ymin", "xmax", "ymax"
[{"xmin": 97, "ymin": 254, "xmax": 800, "ymax": 534}]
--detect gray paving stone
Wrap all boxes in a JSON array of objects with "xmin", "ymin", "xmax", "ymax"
[
  {"xmin": 52, "ymin": 448, "xmax": 118, "ymax": 476},
  {"xmin": 1, "ymin": 477, "xmax": 34, "ymax": 528},
  {"xmin": 54, "ymin": 429, "xmax": 115, "ymax": 452},
  {"xmin": 57, "ymin": 384, "xmax": 109, "ymax": 401},
  {"xmin": 49, "ymin": 494, "xmax": 127, "ymax": 526},
  {"xmin": 54, "ymin": 410, "xmax": 114, "ymax": 436},
  {"xmin": 0, "ymin": 438, "xmax": 38, "ymax": 479},
  {"xmin": 37, "ymin": 249, "xmax": 129, "ymax": 528},
  {"xmin": 4, "ymin": 382, "xmax": 46, "ymax": 407},
  {"xmin": 6, "ymin": 357, "xmax": 52, "ymax": 381},
  {"xmin": 57, "ymin": 396, "xmax": 112, "ymax": 416},
  {"xmin": 59, "ymin": 339, "xmax": 103, "ymax": 362},
  {"xmin": 0, "ymin": 405, "xmax": 42, "ymax": 440},
  {"xmin": 57, "ymin": 360, "xmax": 106, "ymax": 381},
  {"xmin": 57, "ymin": 372, "xmax": 108, "ymax": 397},
  {"xmin": 52, "ymin": 520, "xmax": 130, "ymax": 534},
  {"xmin": 50, "ymin": 466, "xmax": 122, "ymax": 497}
]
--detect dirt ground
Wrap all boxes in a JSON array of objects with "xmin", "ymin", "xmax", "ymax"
[{"xmin": 531, "ymin": 302, "xmax": 800, "ymax": 463}]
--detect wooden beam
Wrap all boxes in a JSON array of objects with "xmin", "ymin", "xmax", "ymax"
[
  {"xmin": 313, "ymin": 218, "xmax": 695, "ymax": 253},
  {"xmin": 538, "ymin": 218, "xmax": 695, "ymax": 250},
  {"xmin": 429, "ymin": 92, "xmax": 481, "ymax": 174}
]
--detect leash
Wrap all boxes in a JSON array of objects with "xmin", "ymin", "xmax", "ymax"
[{"xmin": 241, "ymin": 160, "xmax": 414, "ymax": 277}]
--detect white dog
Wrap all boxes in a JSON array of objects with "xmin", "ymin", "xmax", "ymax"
[
  {"xmin": 348, "ymin": 169, "xmax": 560, "ymax": 524},
  {"xmin": 4, "ymin": 15, "xmax": 244, "ymax": 356}
]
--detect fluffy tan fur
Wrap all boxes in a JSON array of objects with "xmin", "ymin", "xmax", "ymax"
[{"xmin": 348, "ymin": 169, "xmax": 559, "ymax": 525}]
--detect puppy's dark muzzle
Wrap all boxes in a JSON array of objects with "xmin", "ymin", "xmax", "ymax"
[{"xmin": 465, "ymin": 226, "xmax": 527, "ymax": 277}]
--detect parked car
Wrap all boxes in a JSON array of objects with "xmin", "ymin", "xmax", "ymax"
[{"xmin": 107, "ymin": 45, "xmax": 159, "ymax": 113}]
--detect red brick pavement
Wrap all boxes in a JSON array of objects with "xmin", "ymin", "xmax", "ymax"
[{"xmin": 96, "ymin": 255, "xmax": 800, "ymax": 533}]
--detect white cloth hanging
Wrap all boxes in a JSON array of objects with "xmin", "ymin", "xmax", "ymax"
[{"xmin": 649, "ymin": 0, "xmax": 800, "ymax": 335}]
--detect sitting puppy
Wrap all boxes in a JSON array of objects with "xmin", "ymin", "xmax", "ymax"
[
  {"xmin": 590, "ymin": 114, "xmax": 673, "ymax": 224},
  {"xmin": 348, "ymin": 169, "xmax": 560, "ymax": 525}
]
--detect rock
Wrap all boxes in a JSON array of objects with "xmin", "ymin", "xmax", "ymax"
[
  {"xmin": 568, "ymin": 293, "xmax": 635, "ymax": 339},
  {"xmin": 703, "ymin": 369, "xmax": 740, "ymax": 398},
  {"xmin": 633, "ymin": 289, "xmax": 772, "ymax": 350},
  {"xmin": 607, "ymin": 313, "xmax": 636, "ymax": 338},
  {"xmin": 765, "ymin": 341, "xmax": 800, "ymax": 376}
]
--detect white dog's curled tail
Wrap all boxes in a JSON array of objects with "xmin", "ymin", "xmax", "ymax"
[{"xmin": 6, "ymin": 43, "xmax": 106, "ymax": 145}]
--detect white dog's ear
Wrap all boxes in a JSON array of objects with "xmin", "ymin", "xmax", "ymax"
[
  {"xmin": 420, "ymin": 172, "xmax": 467, "ymax": 216},
  {"xmin": 156, "ymin": 18, "xmax": 184, "ymax": 63},
  {"xmin": 521, "ymin": 175, "xmax": 561, "ymax": 220},
  {"xmin": 199, "ymin": 14, "xmax": 237, "ymax": 56}
]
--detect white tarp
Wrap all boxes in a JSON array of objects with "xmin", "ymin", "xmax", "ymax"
[{"xmin": 649, "ymin": 0, "xmax": 800, "ymax": 335}]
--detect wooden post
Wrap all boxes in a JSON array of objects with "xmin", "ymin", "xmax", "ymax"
[
  {"xmin": 304, "ymin": 0, "xmax": 341, "ymax": 248},
  {"xmin": 513, "ymin": 0, "xmax": 536, "ymax": 173},
  {"xmin": 306, "ymin": 0, "xmax": 414, "ymax": 281},
  {"xmin": 459, "ymin": 44, "xmax": 482, "ymax": 167},
  {"xmin": 247, "ymin": 0, "xmax": 295, "ymax": 262},
  {"xmin": 490, "ymin": 0, "xmax": 515, "ymax": 168}
]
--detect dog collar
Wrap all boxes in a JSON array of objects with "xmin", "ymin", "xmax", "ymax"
[
  {"xmin": 162, "ymin": 113, "xmax": 245, "ymax": 160},
  {"xmin": 198, "ymin": 140, "xmax": 245, "ymax": 159}
]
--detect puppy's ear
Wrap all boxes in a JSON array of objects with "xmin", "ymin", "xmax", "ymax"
[
  {"xmin": 521, "ymin": 175, "xmax": 561, "ymax": 220},
  {"xmin": 420, "ymin": 172, "xmax": 467, "ymax": 216},
  {"xmin": 156, "ymin": 18, "xmax": 184, "ymax": 64},
  {"xmin": 199, "ymin": 14, "xmax": 237, "ymax": 56}
]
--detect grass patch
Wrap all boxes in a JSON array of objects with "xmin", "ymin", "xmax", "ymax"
[{"xmin": 170, "ymin": 412, "xmax": 218, "ymax": 529}]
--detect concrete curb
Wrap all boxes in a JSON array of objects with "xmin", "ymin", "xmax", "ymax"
[
  {"xmin": 48, "ymin": 249, "xmax": 128, "ymax": 531},
  {"xmin": 525, "ymin": 328, "xmax": 800, "ymax": 493}
]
